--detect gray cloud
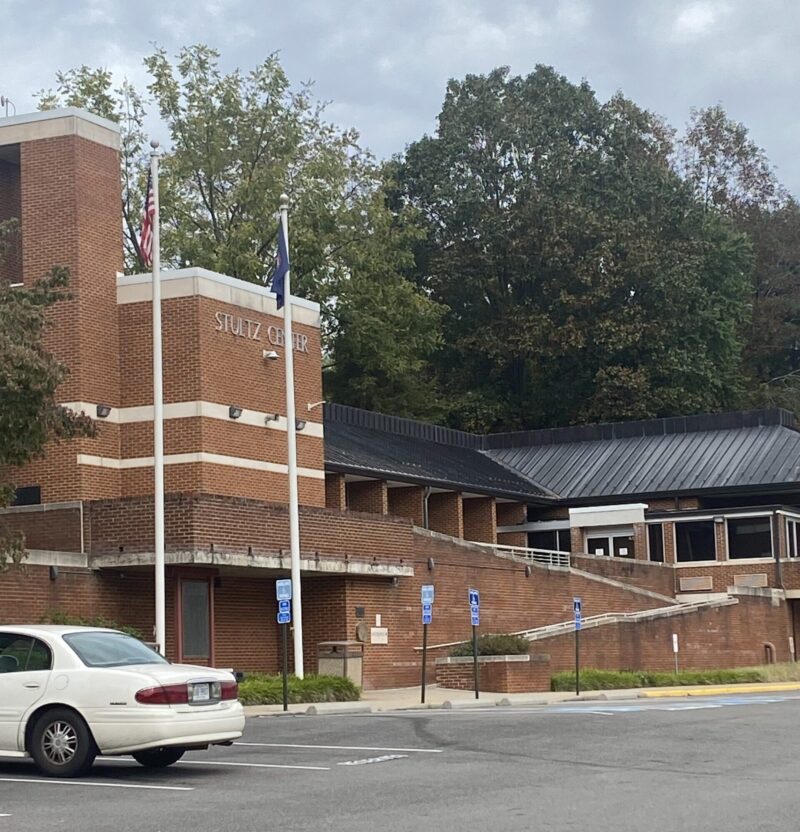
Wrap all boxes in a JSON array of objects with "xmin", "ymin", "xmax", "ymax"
[{"xmin": 2, "ymin": 0, "xmax": 798, "ymax": 194}]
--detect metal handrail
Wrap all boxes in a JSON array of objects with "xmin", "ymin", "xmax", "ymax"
[{"xmin": 470, "ymin": 542, "xmax": 570, "ymax": 568}]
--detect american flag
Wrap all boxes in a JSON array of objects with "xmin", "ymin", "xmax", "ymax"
[{"xmin": 139, "ymin": 171, "xmax": 155, "ymax": 268}]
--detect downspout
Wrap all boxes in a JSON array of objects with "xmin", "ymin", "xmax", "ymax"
[
  {"xmin": 80, "ymin": 500, "xmax": 85, "ymax": 557},
  {"xmin": 422, "ymin": 487, "xmax": 432, "ymax": 530}
]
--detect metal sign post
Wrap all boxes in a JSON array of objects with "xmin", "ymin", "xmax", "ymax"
[
  {"xmin": 276, "ymin": 579, "xmax": 292, "ymax": 711},
  {"xmin": 421, "ymin": 585, "xmax": 434, "ymax": 704},
  {"xmin": 573, "ymin": 598, "xmax": 582, "ymax": 696},
  {"xmin": 672, "ymin": 632, "xmax": 679, "ymax": 676},
  {"xmin": 469, "ymin": 589, "xmax": 480, "ymax": 700}
]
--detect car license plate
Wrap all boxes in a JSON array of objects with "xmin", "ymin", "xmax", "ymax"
[{"xmin": 191, "ymin": 683, "xmax": 210, "ymax": 702}]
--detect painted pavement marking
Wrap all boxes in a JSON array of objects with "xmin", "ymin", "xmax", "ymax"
[
  {"xmin": 0, "ymin": 777, "xmax": 192, "ymax": 791},
  {"xmin": 102, "ymin": 757, "xmax": 329, "ymax": 772},
  {"xmin": 234, "ymin": 741, "xmax": 443, "ymax": 754},
  {"xmin": 338, "ymin": 754, "xmax": 409, "ymax": 766}
]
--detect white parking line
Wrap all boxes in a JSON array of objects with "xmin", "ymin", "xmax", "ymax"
[
  {"xmin": 234, "ymin": 742, "xmax": 443, "ymax": 754},
  {"xmin": 177, "ymin": 760, "xmax": 330, "ymax": 772},
  {"xmin": 0, "ymin": 777, "xmax": 192, "ymax": 792}
]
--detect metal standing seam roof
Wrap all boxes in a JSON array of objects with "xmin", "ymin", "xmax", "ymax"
[
  {"xmin": 323, "ymin": 421, "xmax": 552, "ymax": 501},
  {"xmin": 485, "ymin": 424, "xmax": 800, "ymax": 501}
]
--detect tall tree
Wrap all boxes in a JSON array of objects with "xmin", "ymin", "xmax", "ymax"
[
  {"xmin": 398, "ymin": 67, "xmax": 753, "ymax": 431},
  {"xmin": 678, "ymin": 106, "xmax": 800, "ymax": 411},
  {"xmin": 0, "ymin": 223, "xmax": 93, "ymax": 568},
  {"xmin": 38, "ymin": 47, "xmax": 445, "ymax": 416}
]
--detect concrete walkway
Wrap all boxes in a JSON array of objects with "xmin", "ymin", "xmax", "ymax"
[{"xmin": 242, "ymin": 680, "xmax": 800, "ymax": 717}]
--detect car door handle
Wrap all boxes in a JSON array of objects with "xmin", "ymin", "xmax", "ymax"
[{"xmin": 23, "ymin": 683, "xmax": 41, "ymax": 689}]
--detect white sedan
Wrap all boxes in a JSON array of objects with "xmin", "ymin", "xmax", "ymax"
[{"xmin": 0, "ymin": 625, "xmax": 245, "ymax": 777}]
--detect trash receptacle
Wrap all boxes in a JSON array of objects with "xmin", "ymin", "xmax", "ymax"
[{"xmin": 317, "ymin": 641, "xmax": 363, "ymax": 687}]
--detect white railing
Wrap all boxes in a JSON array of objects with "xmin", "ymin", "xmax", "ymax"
[{"xmin": 472, "ymin": 542, "xmax": 570, "ymax": 569}]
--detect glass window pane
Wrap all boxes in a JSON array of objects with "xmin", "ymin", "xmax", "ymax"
[
  {"xmin": 587, "ymin": 537, "xmax": 609, "ymax": 557},
  {"xmin": 529, "ymin": 530, "xmax": 557, "ymax": 551},
  {"xmin": 0, "ymin": 634, "xmax": 32, "ymax": 674},
  {"xmin": 613, "ymin": 535, "xmax": 635, "ymax": 558},
  {"xmin": 648, "ymin": 524, "xmax": 664, "ymax": 562},
  {"xmin": 788, "ymin": 520, "xmax": 797, "ymax": 558},
  {"xmin": 728, "ymin": 518, "xmax": 772, "ymax": 559},
  {"xmin": 26, "ymin": 639, "xmax": 52, "ymax": 671},
  {"xmin": 557, "ymin": 529, "xmax": 572, "ymax": 553},
  {"xmin": 182, "ymin": 580, "xmax": 210, "ymax": 658},
  {"xmin": 675, "ymin": 521, "xmax": 716, "ymax": 562}
]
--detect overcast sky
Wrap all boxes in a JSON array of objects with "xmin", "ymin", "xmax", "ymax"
[{"xmin": 2, "ymin": 0, "xmax": 798, "ymax": 196}]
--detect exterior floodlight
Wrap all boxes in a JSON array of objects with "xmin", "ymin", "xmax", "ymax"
[
  {"xmin": 96, "ymin": 404, "xmax": 112, "ymax": 419},
  {"xmin": 263, "ymin": 350, "xmax": 279, "ymax": 361},
  {"xmin": 295, "ymin": 419, "xmax": 306, "ymax": 431},
  {"xmin": 264, "ymin": 413, "xmax": 280, "ymax": 424},
  {"xmin": 228, "ymin": 405, "xmax": 243, "ymax": 420}
]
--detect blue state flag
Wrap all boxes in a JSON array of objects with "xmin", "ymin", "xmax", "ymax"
[{"xmin": 269, "ymin": 220, "xmax": 289, "ymax": 310}]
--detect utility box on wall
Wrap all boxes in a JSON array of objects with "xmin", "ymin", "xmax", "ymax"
[{"xmin": 318, "ymin": 641, "xmax": 363, "ymax": 687}]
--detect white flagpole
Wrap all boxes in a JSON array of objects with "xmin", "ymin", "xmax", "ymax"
[
  {"xmin": 280, "ymin": 193, "xmax": 304, "ymax": 678},
  {"xmin": 150, "ymin": 139, "xmax": 166, "ymax": 655}
]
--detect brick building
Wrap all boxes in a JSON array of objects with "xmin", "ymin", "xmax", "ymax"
[{"xmin": 2, "ymin": 108, "xmax": 800, "ymax": 691}]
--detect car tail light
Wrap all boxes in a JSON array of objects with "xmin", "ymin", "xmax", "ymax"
[
  {"xmin": 135, "ymin": 684, "xmax": 189, "ymax": 705},
  {"xmin": 220, "ymin": 681, "xmax": 238, "ymax": 701}
]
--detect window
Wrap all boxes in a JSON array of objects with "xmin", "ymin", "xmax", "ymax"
[
  {"xmin": 528, "ymin": 529, "xmax": 572, "ymax": 552},
  {"xmin": 675, "ymin": 521, "xmax": 716, "ymax": 562},
  {"xmin": 648, "ymin": 524, "xmax": 664, "ymax": 563},
  {"xmin": 12, "ymin": 486, "xmax": 41, "ymax": 506},
  {"xmin": 0, "ymin": 634, "xmax": 51, "ymax": 673},
  {"xmin": 64, "ymin": 632, "xmax": 166, "ymax": 668},
  {"xmin": 727, "ymin": 517, "xmax": 772, "ymax": 559},
  {"xmin": 788, "ymin": 519, "xmax": 800, "ymax": 558},
  {"xmin": 585, "ymin": 529, "xmax": 635, "ymax": 558},
  {"xmin": 181, "ymin": 580, "xmax": 211, "ymax": 659}
]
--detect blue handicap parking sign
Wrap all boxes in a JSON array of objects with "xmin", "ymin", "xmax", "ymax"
[
  {"xmin": 575, "ymin": 612, "xmax": 582, "ymax": 631},
  {"xmin": 277, "ymin": 611, "xmax": 291, "ymax": 624},
  {"xmin": 278, "ymin": 599, "xmax": 291, "ymax": 613},
  {"xmin": 471, "ymin": 609, "xmax": 480, "ymax": 626},
  {"xmin": 573, "ymin": 597, "xmax": 582, "ymax": 613},
  {"xmin": 421, "ymin": 585, "xmax": 435, "ymax": 605},
  {"xmin": 468, "ymin": 588, "xmax": 480, "ymax": 607},
  {"xmin": 422, "ymin": 611, "xmax": 432, "ymax": 625},
  {"xmin": 276, "ymin": 579, "xmax": 292, "ymax": 601}
]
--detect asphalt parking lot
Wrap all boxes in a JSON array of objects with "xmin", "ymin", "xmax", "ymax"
[{"xmin": 2, "ymin": 693, "xmax": 800, "ymax": 831}]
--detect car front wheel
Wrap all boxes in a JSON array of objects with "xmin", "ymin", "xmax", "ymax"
[
  {"xmin": 30, "ymin": 708, "xmax": 96, "ymax": 778},
  {"xmin": 132, "ymin": 747, "xmax": 186, "ymax": 768}
]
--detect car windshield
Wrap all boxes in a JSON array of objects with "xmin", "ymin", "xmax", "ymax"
[{"xmin": 63, "ymin": 632, "xmax": 169, "ymax": 668}]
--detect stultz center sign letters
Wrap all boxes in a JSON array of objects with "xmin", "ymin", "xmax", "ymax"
[{"xmin": 214, "ymin": 310, "xmax": 309, "ymax": 353}]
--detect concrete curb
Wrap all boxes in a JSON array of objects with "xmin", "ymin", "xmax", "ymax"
[{"xmin": 639, "ymin": 682, "xmax": 800, "ymax": 698}]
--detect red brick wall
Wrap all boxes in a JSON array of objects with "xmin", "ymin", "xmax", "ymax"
[
  {"xmin": 346, "ymin": 480, "xmax": 388, "ymax": 515},
  {"xmin": 435, "ymin": 656, "xmax": 551, "ymax": 693},
  {"xmin": 571, "ymin": 554, "xmax": 675, "ymax": 597},
  {"xmin": 427, "ymin": 492, "xmax": 463, "ymax": 538},
  {"xmin": 325, "ymin": 474, "xmax": 346, "ymax": 510},
  {"xmin": 463, "ymin": 497, "xmax": 496, "ymax": 543},
  {"xmin": 387, "ymin": 486, "xmax": 425, "ymax": 526}
]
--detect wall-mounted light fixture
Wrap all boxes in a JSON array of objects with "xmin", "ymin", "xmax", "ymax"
[
  {"xmin": 295, "ymin": 419, "xmax": 306, "ymax": 431},
  {"xmin": 229, "ymin": 406, "xmax": 243, "ymax": 420},
  {"xmin": 96, "ymin": 404, "xmax": 112, "ymax": 418},
  {"xmin": 713, "ymin": 515, "xmax": 724, "ymax": 524},
  {"xmin": 49, "ymin": 565, "xmax": 59, "ymax": 581},
  {"xmin": 262, "ymin": 350, "xmax": 279, "ymax": 361},
  {"xmin": 264, "ymin": 413, "xmax": 280, "ymax": 424},
  {"xmin": 427, "ymin": 557, "xmax": 435, "ymax": 572}
]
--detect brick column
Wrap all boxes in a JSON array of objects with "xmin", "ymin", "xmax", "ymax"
[
  {"xmin": 714, "ymin": 519, "xmax": 726, "ymax": 561},
  {"xmin": 346, "ymin": 480, "xmax": 388, "ymax": 515},
  {"xmin": 387, "ymin": 486, "xmax": 425, "ymax": 526},
  {"xmin": 570, "ymin": 526, "xmax": 584, "ymax": 554},
  {"xmin": 633, "ymin": 522, "xmax": 648, "ymax": 560},
  {"xmin": 325, "ymin": 474, "xmax": 347, "ymax": 510},
  {"xmin": 463, "ymin": 496, "xmax": 496, "ymax": 543},
  {"xmin": 663, "ymin": 522, "xmax": 676, "ymax": 564},
  {"xmin": 427, "ymin": 492, "xmax": 463, "ymax": 538}
]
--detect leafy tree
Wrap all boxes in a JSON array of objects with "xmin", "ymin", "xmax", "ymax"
[
  {"xmin": 0, "ymin": 223, "xmax": 93, "ymax": 568},
  {"xmin": 678, "ymin": 106, "xmax": 800, "ymax": 411},
  {"xmin": 397, "ymin": 66, "xmax": 753, "ymax": 430},
  {"xmin": 38, "ymin": 47, "xmax": 445, "ymax": 416}
]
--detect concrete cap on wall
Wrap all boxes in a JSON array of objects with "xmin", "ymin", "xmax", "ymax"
[{"xmin": 0, "ymin": 107, "xmax": 120, "ymax": 151}]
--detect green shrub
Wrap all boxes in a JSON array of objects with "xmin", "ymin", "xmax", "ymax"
[
  {"xmin": 238, "ymin": 673, "xmax": 361, "ymax": 705},
  {"xmin": 40, "ymin": 610, "xmax": 144, "ymax": 640},
  {"xmin": 450, "ymin": 633, "xmax": 530, "ymax": 658},
  {"xmin": 551, "ymin": 666, "xmax": 768, "ymax": 691}
]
